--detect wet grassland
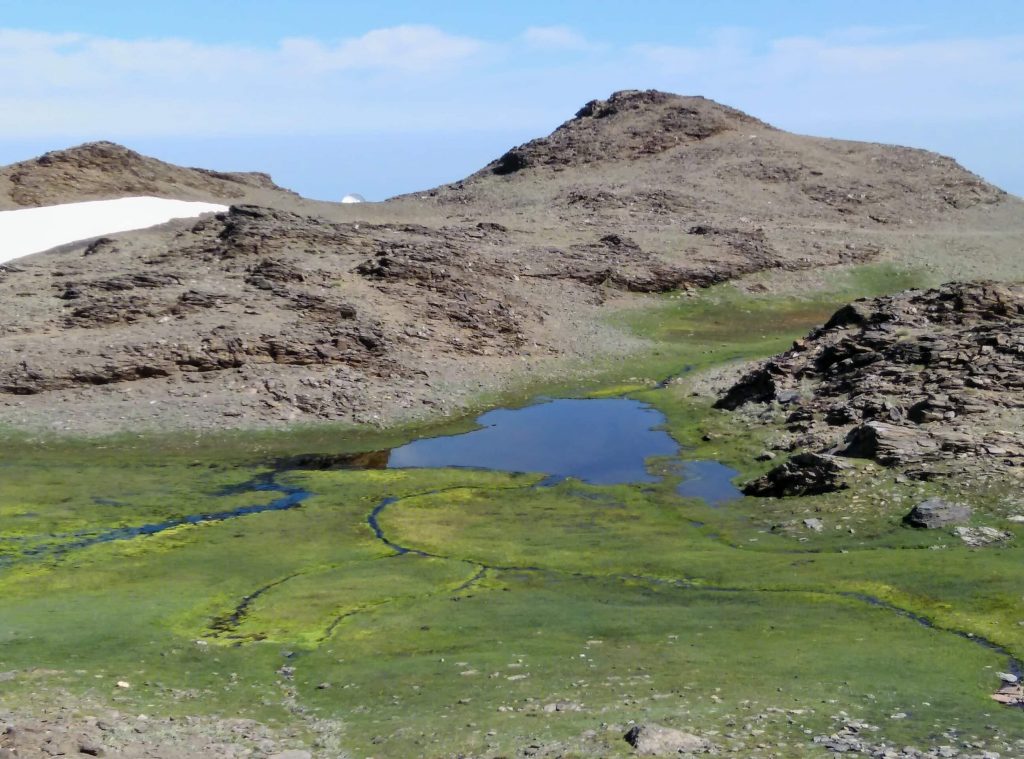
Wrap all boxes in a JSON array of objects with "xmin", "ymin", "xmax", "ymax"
[{"xmin": 2, "ymin": 265, "xmax": 1023, "ymax": 757}]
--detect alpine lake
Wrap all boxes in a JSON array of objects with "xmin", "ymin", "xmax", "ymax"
[{"xmin": 3, "ymin": 266, "xmax": 1023, "ymax": 757}]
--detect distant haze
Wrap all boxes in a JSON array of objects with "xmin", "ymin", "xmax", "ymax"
[
  {"xmin": 1, "ymin": 119, "xmax": 1018, "ymax": 203},
  {"xmin": 1, "ymin": 7, "xmax": 1021, "ymax": 200}
]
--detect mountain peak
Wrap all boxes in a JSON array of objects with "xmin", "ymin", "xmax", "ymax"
[
  {"xmin": 1, "ymin": 141, "xmax": 294, "ymax": 208},
  {"xmin": 486, "ymin": 90, "xmax": 769, "ymax": 176},
  {"xmin": 35, "ymin": 141, "xmax": 142, "ymax": 165}
]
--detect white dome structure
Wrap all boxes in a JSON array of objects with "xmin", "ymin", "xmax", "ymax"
[{"xmin": 341, "ymin": 193, "xmax": 366, "ymax": 204}]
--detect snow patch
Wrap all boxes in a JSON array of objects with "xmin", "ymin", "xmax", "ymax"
[{"xmin": 0, "ymin": 197, "xmax": 228, "ymax": 265}]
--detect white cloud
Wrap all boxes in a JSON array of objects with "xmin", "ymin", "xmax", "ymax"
[
  {"xmin": 0, "ymin": 22, "xmax": 1022, "ymax": 169},
  {"xmin": 0, "ymin": 25, "xmax": 486, "ymax": 98},
  {"xmin": 522, "ymin": 26, "xmax": 594, "ymax": 52},
  {"xmin": 279, "ymin": 25, "xmax": 485, "ymax": 72},
  {"xmin": 628, "ymin": 31, "xmax": 1024, "ymax": 126}
]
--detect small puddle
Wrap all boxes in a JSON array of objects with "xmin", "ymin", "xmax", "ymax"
[{"xmin": 675, "ymin": 460, "xmax": 744, "ymax": 505}]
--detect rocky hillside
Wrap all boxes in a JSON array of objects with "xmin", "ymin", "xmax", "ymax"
[
  {"xmin": 0, "ymin": 90, "xmax": 1022, "ymax": 433},
  {"xmin": 480, "ymin": 91, "xmax": 771, "ymax": 175},
  {"xmin": 0, "ymin": 141, "xmax": 297, "ymax": 209},
  {"xmin": 717, "ymin": 282, "xmax": 1024, "ymax": 490}
]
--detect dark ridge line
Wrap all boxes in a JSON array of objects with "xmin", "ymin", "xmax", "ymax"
[{"xmin": 208, "ymin": 572, "xmax": 303, "ymax": 638}]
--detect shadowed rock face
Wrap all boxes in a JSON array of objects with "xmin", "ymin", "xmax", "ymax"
[
  {"xmin": 743, "ymin": 452, "xmax": 849, "ymax": 497},
  {"xmin": 717, "ymin": 282, "xmax": 1024, "ymax": 485},
  {"xmin": 0, "ymin": 90, "xmax": 1020, "ymax": 433}
]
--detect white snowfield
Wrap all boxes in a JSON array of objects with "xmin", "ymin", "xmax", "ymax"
[{"xmin": 0, "ymin": 197, "xmax": 229, "ymax": 266}]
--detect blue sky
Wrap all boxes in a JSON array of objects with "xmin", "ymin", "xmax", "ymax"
[{"xmin": 1, "ymin": 1, "xmax": 1021, "ymax": 199}]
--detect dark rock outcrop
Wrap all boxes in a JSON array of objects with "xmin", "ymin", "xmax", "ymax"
[
  {"xmin": 484, "ymin": 90, "xmax": 766, "ymax": 176},
  {"xmin": 743, "ymin": 453, "xmax": 849, "ymax": 497},
  {"xmin": 0, "ymin": 89, "xmax": 1018, "ymax": 433},
  {"xmin": 717, "ymin": 282, "xmax": 1024, "ymax": 483}
]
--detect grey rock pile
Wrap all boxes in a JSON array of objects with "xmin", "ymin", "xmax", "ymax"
[{"xmin": 718, "ymin": 282, "xmax": 1024, "ymax": 488}]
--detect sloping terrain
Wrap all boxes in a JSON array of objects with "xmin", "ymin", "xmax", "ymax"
[{"xmin": 0, "ymin": 90, "xmax": 1022, "ymax": 433}]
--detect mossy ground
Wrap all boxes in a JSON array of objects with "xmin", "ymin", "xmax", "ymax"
[{"xmin": 2, "ymin": 264, "xmax": 1023, "ymax": 757}]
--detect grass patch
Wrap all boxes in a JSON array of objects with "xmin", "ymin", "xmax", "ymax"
[{"xmin": 5, "ymin": 261, "xmax": 1024, "ymax": 755}]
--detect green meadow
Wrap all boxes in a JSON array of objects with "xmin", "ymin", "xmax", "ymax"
[{"xmin": 2, "ymin": 264, "xmax": 1022, "ymax": 757}]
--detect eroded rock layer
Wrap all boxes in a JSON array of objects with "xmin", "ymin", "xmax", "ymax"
[{"xmin": 718, "ymin": 282, "xmax": 1024, "ymax": 483}]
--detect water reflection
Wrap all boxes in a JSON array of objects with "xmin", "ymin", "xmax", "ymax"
[{"xmin": 388, "ymin": 398, "xmax": 678, "ymax": 485}]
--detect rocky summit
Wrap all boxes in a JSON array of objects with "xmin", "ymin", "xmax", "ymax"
[
  {"xmin": 0, "ymin": 141, "xmax": 297, "ymax": 209},
  {"xmin": 717, "ymin": 281, "xmax": 1024, "ymax": 486},
  {"xmin": 1, "ymin": 90, "xmax": 1022, "ymax": 433}
]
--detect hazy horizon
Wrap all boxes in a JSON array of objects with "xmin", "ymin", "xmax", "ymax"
[
  {"xmin": 1, "ymin": 108, "xmax": 1021, "ymax": 202},
  {"xmin": 1, "ymin": 1, "xmax": 1021, "ymax": 199}
]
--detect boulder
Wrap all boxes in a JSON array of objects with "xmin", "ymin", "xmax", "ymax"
[
  {"xmin": 624, "ymin": 724, "xmax": 712, "ymax": 756},
  {"xmin": 841, "ymin": 421, "xmax": 937, "ymax": 466},
  {"xmin": 742, "ymin": 452, "xmax": 849, "ymax": 497},
  {"xmin": 902, "ymin": 498, "xmax": 972, "ymax": 528}
]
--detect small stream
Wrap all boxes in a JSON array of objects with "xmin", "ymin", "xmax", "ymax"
[
  {"xmin": 11, "ymin": 475, "xmax": 312, "ymax": 563},
  {"xmin": 5, "ymin": 394, "xmax": 1020, "ymax": 679},
  {"xmin": 4, "ymin": 396, "xmax": 741, "ymax": 566}
]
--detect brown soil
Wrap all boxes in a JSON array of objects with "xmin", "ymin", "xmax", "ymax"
[{"xmin": 1, "ymin": 89, "xmax": 1022, "ymax": 435}]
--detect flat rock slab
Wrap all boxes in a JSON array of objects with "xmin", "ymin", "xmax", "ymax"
[
  {"xmin": 954, "ymin": 525, "xmax": 1012, "ymax": 547},
  {"xmin": 903, "ymin": 498, "xmax": 972, "ymax": 529},
  {"xmin": 624, "ymin": 723, "xmax": 712, "ymax": 755}
]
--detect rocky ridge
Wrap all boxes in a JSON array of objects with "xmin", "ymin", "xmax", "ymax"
[
  {"xmin": 479, "ymin": 90, "xmax": 769, "ymax": 176},
  {"xmin": 1, "ymin": 90, "xmax": 1022, "ymax": 432},
  {"xmin": 0, "ymin": 141, "xmax": 297, "ymax": 209},
  {"xmin": 717, "ymin": 282, "xmax": 1024, "ymax": 486}
]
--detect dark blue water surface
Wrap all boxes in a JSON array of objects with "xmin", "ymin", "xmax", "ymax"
[{"xmin": 388, "ymin": 398, "xmax": 679, "ymax": 485}]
